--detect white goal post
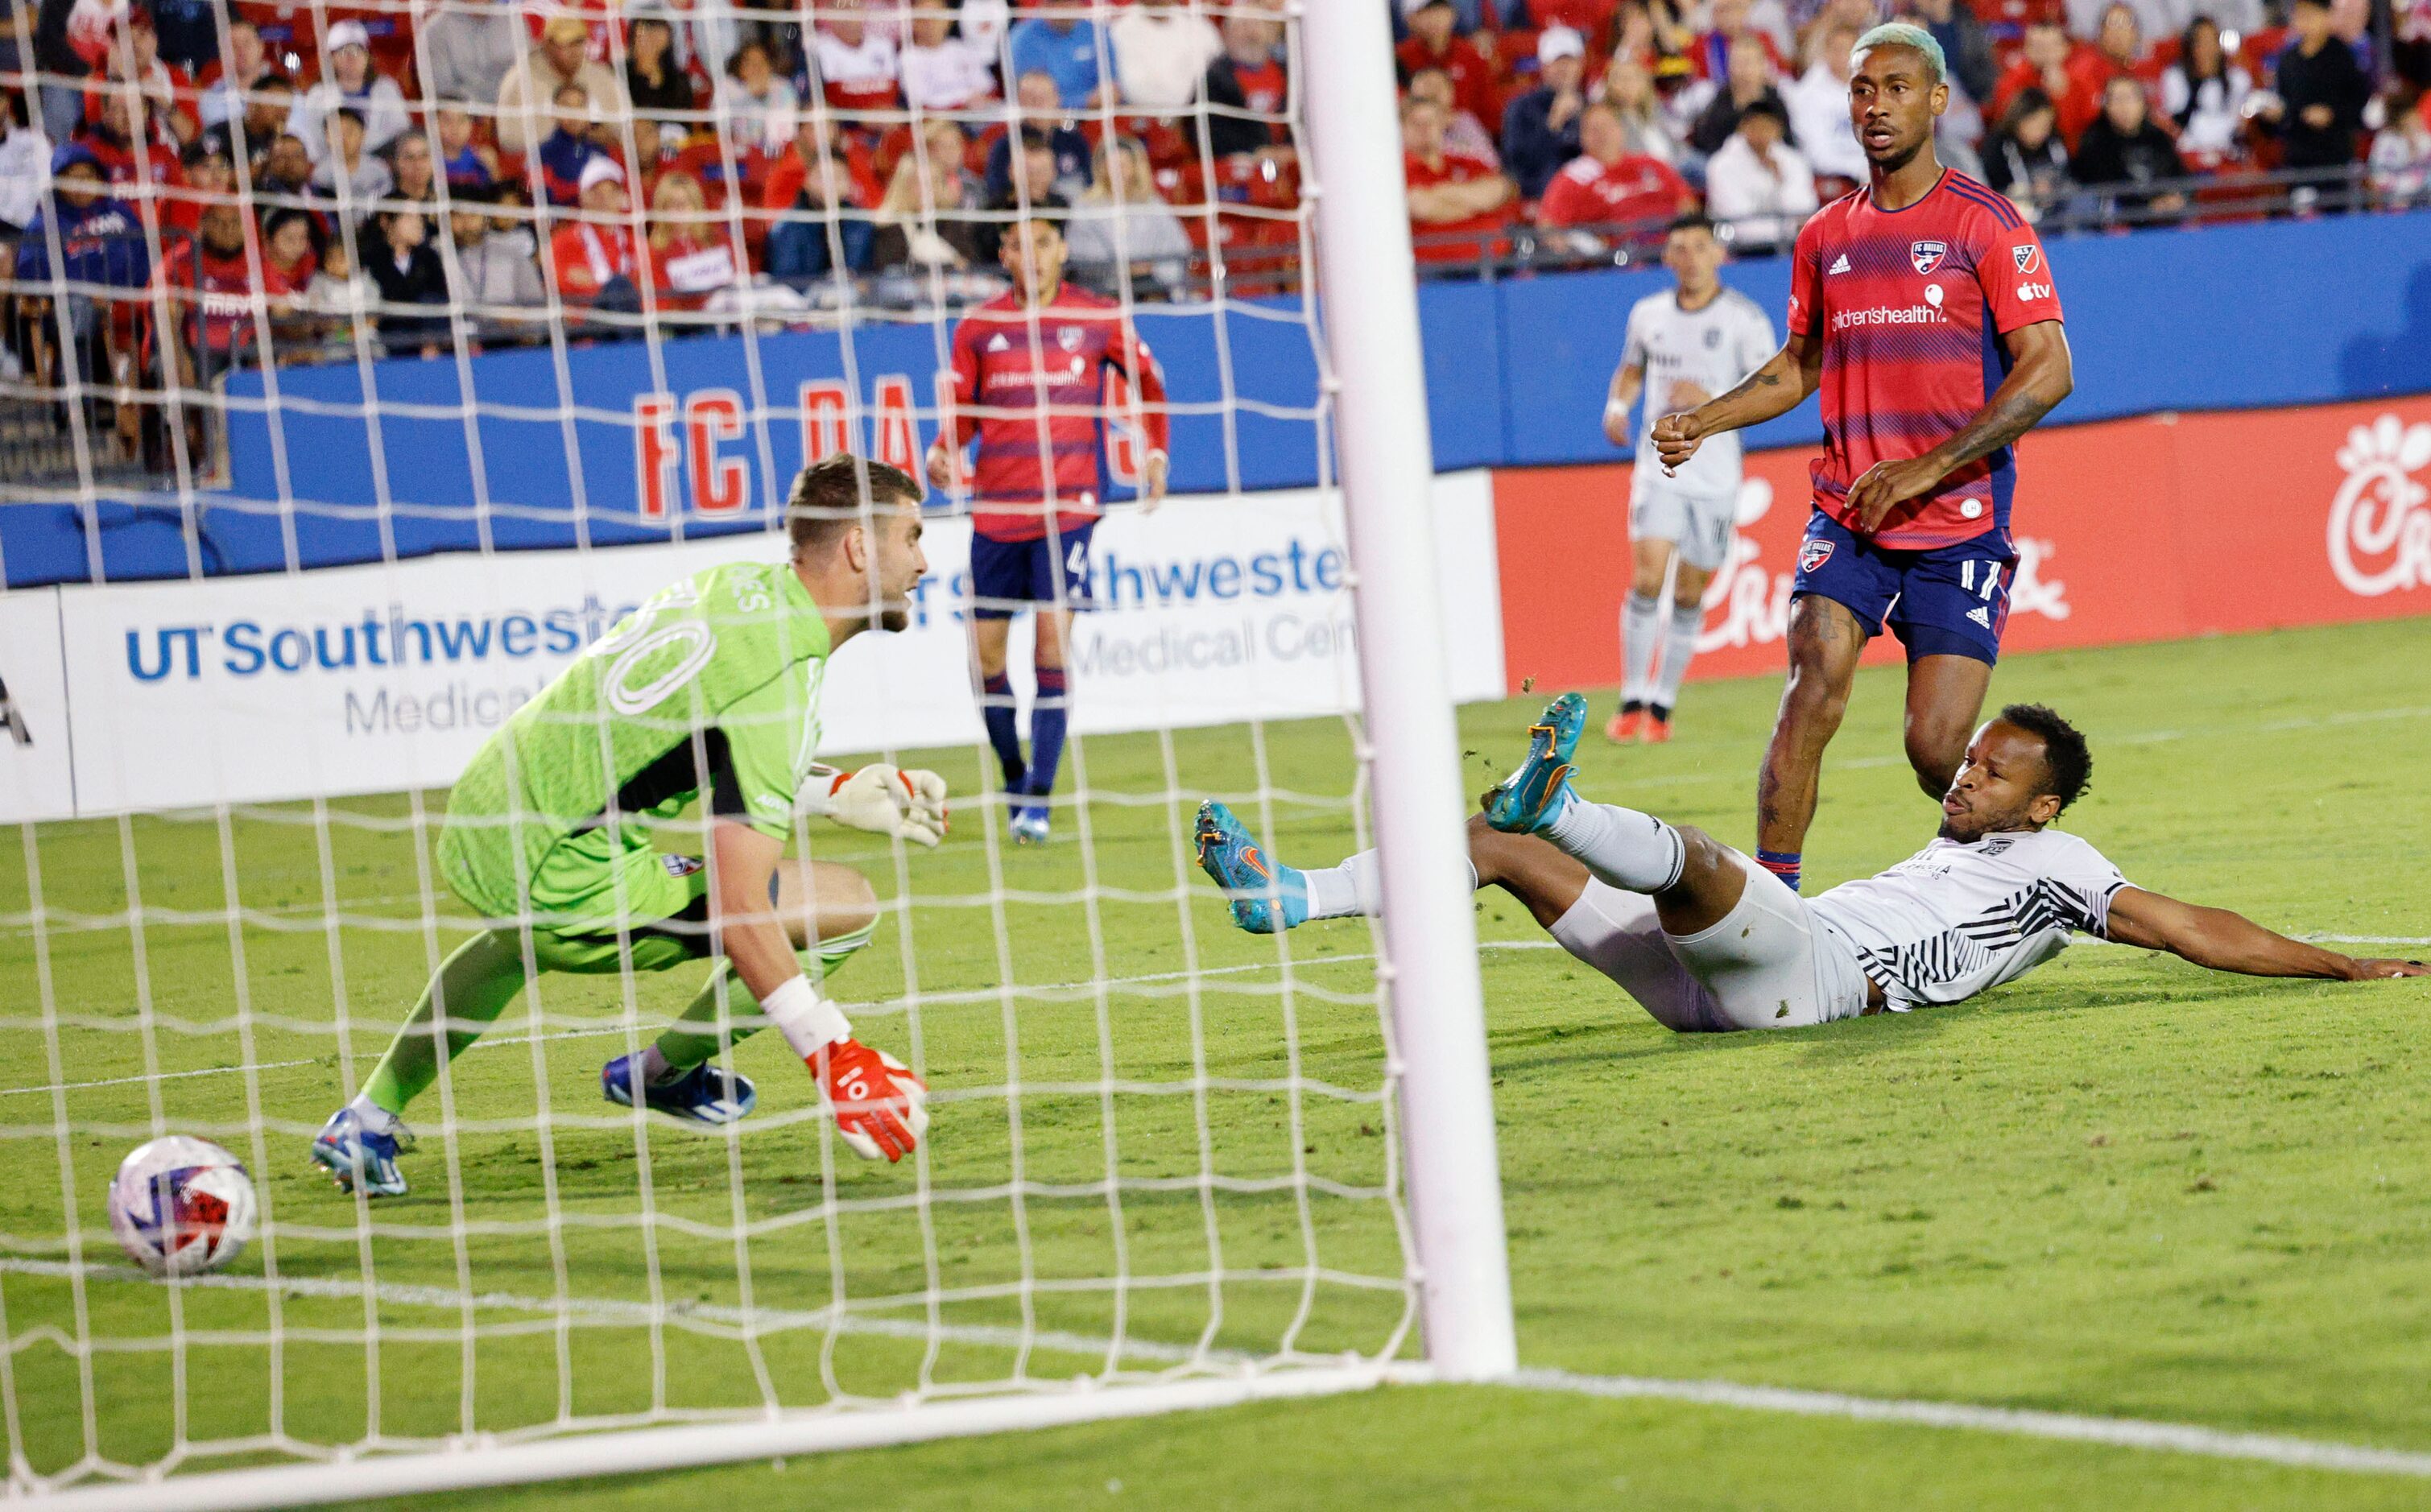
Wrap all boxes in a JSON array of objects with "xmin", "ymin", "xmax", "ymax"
[{"xmin": 4, "ymin": 0, "xmax": 1515, "ymax": 1504}]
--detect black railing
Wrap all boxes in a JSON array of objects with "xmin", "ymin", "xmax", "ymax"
[{"xmin": 1409, "ymin": 162, "xmax": 2390, "ymax": 280}]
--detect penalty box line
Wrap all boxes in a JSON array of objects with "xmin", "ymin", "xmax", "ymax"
[
  {"xmin": 14, "ymin": 1255, "xmax": 2431, "ymax": 1483},
  {"xmin": 6, "ymin": 936, "xmax": 2429, "ymax": 1100}
]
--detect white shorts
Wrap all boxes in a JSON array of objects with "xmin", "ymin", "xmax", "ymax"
[
  {"xmin": 1628, "ymin": 474, "xmax": 1738, "ymax": 572},
  {"xmin": 1548, "ymin": 853, "xmax": 1872, "ymax": 1031}
]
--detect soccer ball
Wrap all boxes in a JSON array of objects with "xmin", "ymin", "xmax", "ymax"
[{"xmin": 105, "ymin": 1136, "xmax": 258, "ymax": 1277}]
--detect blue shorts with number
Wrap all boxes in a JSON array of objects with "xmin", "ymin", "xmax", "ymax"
[
  {"xmin": 1791, "ymin": 511, "xmax": 2017, "ymax": 665},
  {"xmin": 969, "ymin": 522, "xmax": 1098, "ymax": 620}
]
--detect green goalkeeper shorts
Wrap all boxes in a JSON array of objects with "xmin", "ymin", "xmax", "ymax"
[{"xmin": 511, "ymin": 844, "xmax": 777, "ymax": 976}]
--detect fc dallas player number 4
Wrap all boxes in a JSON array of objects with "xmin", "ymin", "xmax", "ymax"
[
  {"xmin": 927, "ymin": 201, "xmax": 1170, "ymax": 847},
  {"xmin": 1650, "ymin": 22, "xmax": 2076, "ymax": 898}
]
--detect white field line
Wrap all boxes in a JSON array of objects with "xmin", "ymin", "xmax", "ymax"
[
  {"xmin": 6, "ymin": 932, "xmax": 2428, "ymax": 1101},
  {"xmin": 1501, "ymin": 1367, "xmax": 2431, "ymax": 1479},
  {"xmin": 0, "ymin": 1255, "xmax": 1232, "ymax": 1368},
  {"xmin": 13, "ymin": 1257, "xmax": 2431, "ymax": 1483}
]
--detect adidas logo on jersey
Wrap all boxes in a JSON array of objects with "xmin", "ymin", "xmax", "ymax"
[
  {"xmin": 986, "ymin": 333, "xmax": 1011, "ymax": 352},
  {"xmin": 1966, "ymin": 605, "xmax": 1992, "ymax": 627},
  {"xmin": 1828, "ymin": 254, "xmax": 1851, "ymax": 275}
]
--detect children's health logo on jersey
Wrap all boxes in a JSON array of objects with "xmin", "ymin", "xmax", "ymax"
[{"xmin": 1909, "ymin": 240, "xmax": 1949, "ymax": 275}]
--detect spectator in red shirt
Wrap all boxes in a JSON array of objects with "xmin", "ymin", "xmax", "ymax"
[
  {"xmin": 1403, "ymin": 93, "xmax": 1515, "ymax": 263},
  {"xmin": 76, "ymin": 90, "xmax": 183, "ymax": 209},
  {"xmin": 89, "ymin": 5, "xmax": 197, "ymax": 147},
  {"xmin": 260, "ymin": 209, "xmax": 319, "ymax": 303},
  {"xmin": 1409, "ymin": 65, "xmax": 1502, "ymax": 165},
  {"xmin": 1991, "ymin": 20, "xmax": 2104, "ymax": 145},
  {"xmin": 170, "ymin": 200, "xmax": 258, "ymax": 376},
  {"xmin": 548, "ymin": 155, "xmax": 640, "ymax": 308},
  {"xmin": 1397, "ymin": 0, "xmax": 1502, "ymax": 129},
  {"xmin": 2090, "ymin": 2, "xmax": 2157, "ymax": 85},
  {"xmin": 643, "ymin": 171, "xmax": 741, "ymax": 311},
  {"xmin": 195, "ymin": 15, "xmax": 272, "ymax": 134},
  {"xmin": 811, "ymin": 0, "xmax": 901, "ymax": 116},
  {"xmin": 1538, "ymin": 98, "xmax": 1696, "ymax": 237}
]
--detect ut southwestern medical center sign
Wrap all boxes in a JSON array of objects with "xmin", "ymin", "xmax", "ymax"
[{"xmin": 0, "ymin": 478, "xmax": 1503, "ymax": 821}]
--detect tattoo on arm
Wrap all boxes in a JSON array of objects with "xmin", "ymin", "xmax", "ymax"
[{"xmin": 1937, "ymin": 381, "xmax": 2057, "ymax": 473}]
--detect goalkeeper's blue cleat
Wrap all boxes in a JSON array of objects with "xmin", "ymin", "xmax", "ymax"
[
  {"xmin": 601, "ymin": 1055, "xmax": 758, "ymax": 1127},
  {"xmin": 1011, "ymin": 807, "xmax": 1052, "ymax": 846},
  {"xmin": 1485, "ymin": 692, "xmax": 1587, "ymax": 835},
  {"xmin": 311, "ymin": 1106, "xmax": 409, "ymax": 1198},
  {"xmin": 1194, "ymin": 800, "xmax": 1310, "ymax": 934}
]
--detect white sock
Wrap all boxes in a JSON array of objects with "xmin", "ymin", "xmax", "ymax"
[
  {"xmin": 345, "ymin": 1092, "xmax": 400, "ymax": 1134},
  {"xmin": 1300, "ymin": 848, "xmax": 1478, "ymax": 919},
  {"xmin": 1544, "ymin": 799, "xmax": 1687, "ymax": 894},
  {"xmin": 1652, "ymin": 601, "xmax": 1704, "ymax": 713},
  {"xmin": 1621, "ymin": 592, "xmax": 1662, "ymax": 704}
]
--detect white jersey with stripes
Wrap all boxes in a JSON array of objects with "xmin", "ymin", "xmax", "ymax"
[{"xmin": 1808, "ymin": 828, "xmax": 2130, "ymax": 1010}]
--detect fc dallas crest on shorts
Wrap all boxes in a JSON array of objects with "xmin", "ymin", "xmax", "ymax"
[{"xmin": 1800, "ymin": 539, "xmax": 1835, "ymax": 573}]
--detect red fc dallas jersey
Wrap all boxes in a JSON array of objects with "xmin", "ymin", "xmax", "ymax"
[
  {"xmin": 946, "ymin": 286, "xmax": 1172, "ymax": 543},
  {"xmin": 1787, "ymin": 168, "xmax": 2063, "ymax": 549},
  {"xmin": 172, "ymin": 244, "xmax": 258, "ymax": 354}
]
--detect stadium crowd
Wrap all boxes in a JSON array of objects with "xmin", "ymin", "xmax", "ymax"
[
  {"xmin": 0, "ymin": 0, "xmax": 2426, "ymax": 472},
  {"xmin": 1391, "ymin": 0, "xmax": 2431, "ymax": 259},
  {"xmin": 0, "ymin": 0, "xmax": 1299, "ymax": 468}
]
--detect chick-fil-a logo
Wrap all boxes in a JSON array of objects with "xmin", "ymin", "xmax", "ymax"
[{"xmin": 2326, "ymin": 415, "xmax": 2431, "ymax": 597}]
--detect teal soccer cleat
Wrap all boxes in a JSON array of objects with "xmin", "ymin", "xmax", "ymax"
[
  {"xmin": 1484, "ymin": 692, "xmax": 1587, "ymax": 835},
  {"xmin": 1194, "ymin": 800, "xmax": 1310, "ymax": 935}
]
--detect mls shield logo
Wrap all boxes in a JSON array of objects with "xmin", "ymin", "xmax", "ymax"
[
  {"xmin": 1799, "ymin": 539, "xmax": 1835, "ymax": 574},
  {"xmin": 1910, "ymin": 239, "xmax": 1949, "ymax": 275},
  {"xmin": 2013, "ymin": 243, "xmax": 2041, "ymax": 273}
]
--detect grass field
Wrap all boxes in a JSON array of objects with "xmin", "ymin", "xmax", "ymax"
[{"xmin": 6, "ymin": 617, "xmax": 2430, "ymax": 1509}]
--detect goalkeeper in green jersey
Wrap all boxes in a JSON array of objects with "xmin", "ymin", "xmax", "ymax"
[{"xmin": 313, "ymin": 456, "xmax": 943, "ymax": 1197}]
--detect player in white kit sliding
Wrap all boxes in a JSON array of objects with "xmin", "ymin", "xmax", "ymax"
[
  {"xmin": 1602, "ymin": 213, "xmax": 1777, "ymax": 745},
  {"xmin": 1196, "ymin": 695, "xmax": 2426, "ymax": 1031}
]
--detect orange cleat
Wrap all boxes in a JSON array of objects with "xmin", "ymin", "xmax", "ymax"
[
  {"xmin": 1605, "ymin": 708, "xmax": 1644, "ymax": 743},
  {"xmin": 1642, "ymin": 713, "xmax": 1672, "ymax": 744}
]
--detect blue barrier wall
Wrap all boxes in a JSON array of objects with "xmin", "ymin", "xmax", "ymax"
[{"xmin": 7, "ymin": 206, "xmax": 2427, "ymax": 587}]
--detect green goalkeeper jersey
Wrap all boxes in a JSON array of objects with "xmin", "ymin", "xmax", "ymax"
[{"xmin": 438, "ymin": 560, "xmax": 833, "ymax": 923}]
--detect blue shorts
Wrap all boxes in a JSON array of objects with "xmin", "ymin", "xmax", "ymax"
[
  {"xmin": 969, "ymin": 523, "xmax": 1098, "ymax": 620},
  {"xmin": 1791, "ymin": 512, "xmax": 2017, "ymax": 665}
]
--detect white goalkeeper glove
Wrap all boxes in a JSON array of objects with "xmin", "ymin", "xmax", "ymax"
[{"xmin": 800, "ymin": 763, "xmax": 949, "ymax": 847}]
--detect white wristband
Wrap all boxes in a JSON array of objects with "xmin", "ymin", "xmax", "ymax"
[
  {"xmin": 1604, "ymin": 399, "xmax": 1630, "ymax": 426},
  {"xmin": 759, "ymin": 975, "xmax": 852, "ymax": 1059}
]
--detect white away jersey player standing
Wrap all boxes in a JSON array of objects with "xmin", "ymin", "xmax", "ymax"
[{"xmin": 1604, "ymin": 216, "xmax": 1776, "ymax": 744}]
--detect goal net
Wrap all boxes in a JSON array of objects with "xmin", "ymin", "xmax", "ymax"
[{"xmin": 0, "ymin": 1, "xmax": 1507, "ymax": 1502}]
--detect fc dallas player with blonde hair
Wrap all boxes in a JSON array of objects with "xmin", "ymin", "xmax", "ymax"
[
  {"xmin": 1652, "ymin": 23, "xmax": 2076, "ymax": 897},
  {"xmin": 928, "ymin": 200, "xmax": 1170, "ymax": 846}
]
